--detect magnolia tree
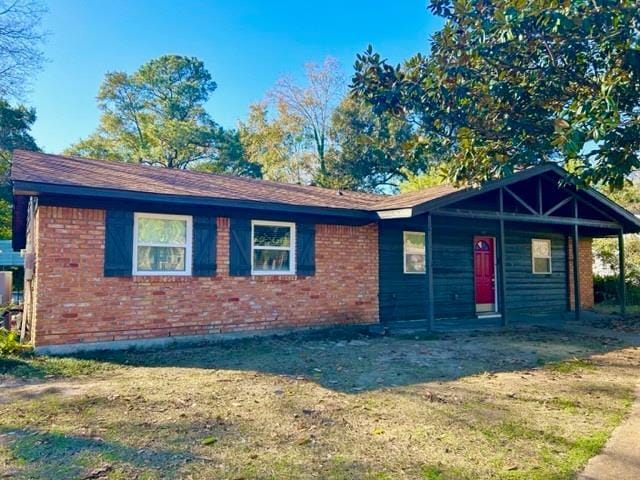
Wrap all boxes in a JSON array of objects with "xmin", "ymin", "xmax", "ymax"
[{"xmin": 352, "ymin": 0, "xmax": 640, "ymax": 189}]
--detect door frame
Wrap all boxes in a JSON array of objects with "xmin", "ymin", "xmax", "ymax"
[{"xmin": 473, "ymin": 235, "xmax": 499, "ymax": 316}]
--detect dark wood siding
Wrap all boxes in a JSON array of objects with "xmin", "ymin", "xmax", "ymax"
[
  {"xmin": 432, "ymin": 217, "xmax": 498, "ymax": 319},
  {"xmin": 504, "ymin": 227, "xmax": 568, "ymax": 314},
  {"xmin": 379, "ymin": 216, "xmax": 570, "ymax": 322},
  {"xmin": 378, "ymin": 220, "xmax": 428, "ymax": 322}
]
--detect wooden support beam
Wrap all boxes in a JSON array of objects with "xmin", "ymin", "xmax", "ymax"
[
  {"xmin": 432, "ymin": 208, "xmax": 620, "ymax": 229},
  {"xmin": 619, "ymin": 229, "xmax": 626, "ymax": 318},
  {"xmin": 572, "ymin": 192, "xmax": 618, "ymax": 223},
  {"xmin": 503, "ymin": 186, "xmax": 538, "ymax": 215},
  {"xmin": 427, "ymin": 214, "xmax": 434, "ymax": 330},
  {"xmin": 499, "ymin": 190, "xmax": 508, "ymax": 327},
  {"xmin": 544, "ymin": 196, "xmax": 573, "ymax": 216},
  {"xmin": 537, "ymin": 177, "xmax": 543, "ymax": 214},
  {"xmin": 572, "ymin": 199, "xmax": 581, "ymax": 323}
]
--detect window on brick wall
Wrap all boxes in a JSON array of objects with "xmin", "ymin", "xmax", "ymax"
[
  {"xmin": 403, "ymin": 231, "xmax": 426, "ymax": 274},
  {"xmin": 251, "ymin": 221, "xmax": 295, "ymax": 275},
  {"xmin": 133, "ymin": 213, "xmax": 192, "ymax": 275},
  {"xmin": 531, "ymin": 238, "xmax": 552, "ymax": 274}
]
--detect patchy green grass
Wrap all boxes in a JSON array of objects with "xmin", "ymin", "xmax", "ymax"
[
  {"xmin": 544, "ymin": 357, "xmax": 597, "ymax": 374},
  {"xmin": 0, "ymin": 354, "xmax": 119, "ymax": 379},
  {"xmin": 593, "ymin": 303, "xmax": 640, "ymax": 316},
  {"xmin": 0, "ymin": 328, "xmax": 638, "ymax": 479}
]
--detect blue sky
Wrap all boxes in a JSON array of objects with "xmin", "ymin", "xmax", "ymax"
[{"xmin": 28, "ymin": 0, "xmax": 442, "ymax": 153}]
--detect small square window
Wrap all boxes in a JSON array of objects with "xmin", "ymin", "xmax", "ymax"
[
  {"xmin": 133, "ymin": 213, "xmax": 192, "ymax": 276},
  {"xmin": 532, "ymin": 238, "xmax": 552, "ymax": 274},
  {"xmin": 251, "ymin": 221, "xmax": 296, "ymax": 275},
  {"xmin": 403, "ymin": 231, "xmax": 426, "ymax": 274}
]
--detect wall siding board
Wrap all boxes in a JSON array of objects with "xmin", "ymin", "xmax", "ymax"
[
  {"xmin": 432, "ymin": 217, "xmax": 498, "ymax": 319},
  {"xmin": 379, "ymin": 216, "xmax": 574, "ymax": 322},
  {"xmin": 378, "ymin": 223, "xmax": 428, "ymax": 322},
  {"xmin": 503, "ymin": 229, "xmax": 568, "ymax": 314}
]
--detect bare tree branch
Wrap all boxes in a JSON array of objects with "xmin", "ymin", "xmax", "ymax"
[{"xmin": 0, "ymin": 0, "xmax": 46, "ymax": 99}]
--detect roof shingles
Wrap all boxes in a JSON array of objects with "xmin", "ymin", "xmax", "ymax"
[{"xmin": 11, "ymin": 150, "xmax": 461, "ymax": 212}]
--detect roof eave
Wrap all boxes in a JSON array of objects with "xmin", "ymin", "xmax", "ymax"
[{"xmin": 376, "ymin": 208, "xmax": 414, "ymax": 219}]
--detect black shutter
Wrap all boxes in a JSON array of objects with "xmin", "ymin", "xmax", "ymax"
[
  {"xmin": 296, "ymin": 223, "xmax": 316, "ymax": 276},
  {"xmin": 192, "ymin": 216, "xmax": 217, "ymax": 276},
  {"xmin": 229, "ymin": 218, "xmax": 252, "ymax": 276},
  {"xmin": 104, "ymin": 210, "xmax": 133, "ymax": 277}
]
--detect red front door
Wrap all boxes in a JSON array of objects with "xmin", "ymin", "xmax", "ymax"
[{"xmin": 474, "ymin": 236, "xmax": 496, "ymax": 313}]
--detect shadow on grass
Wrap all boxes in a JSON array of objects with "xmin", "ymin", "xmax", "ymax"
[
  {"xmin": 0, "ymin": 425, "xmax": 198, "ymax": 480},
  {"xmin": 0, "ymin": 356, "xmax": 46, "ymax": 378},
  {"xmin": 49, "ymin": 325, "xmax": 636, "ymax": 394}
]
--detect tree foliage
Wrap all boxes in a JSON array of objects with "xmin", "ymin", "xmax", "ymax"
[
  {"xmin": 238, "ymin": 102, "xmax": 314, "ymax": 183},
  {"xmin": 352, "ymin": 0, "xmax": 640, "ymax": 189},
  {"xmin": 240, "ymin": 58, "xmax": 428, "ymax": 191},
  {"xmin": 0, "ymin": 0, "xmax": 46, "ymax": 99},
  {"xmin": 67, "ymin": 55, "xmax": 259, "ymax": 175},
  {"xmin": 191, "ymin": 128, "xmax": 262, "ymax": 178},
  {"xmin": 329, "ymin": 96, "xmax": 425, "ymax": 192},
  {"xmin": 593, "ymin": 178, "xmax": 640, "ymax": 289},
  {"xmin": 594, "ymin": 235, "xmax": 640, "ymax": 287},
  {"xmin": 0, "ymin": 99, "xmax": 39, "ymax": 238},
  {"xmin": 267, "ymin": 57, "xmax": 345, "ymax": 183},
  {"xmin": 399, "ymin": 167, "xmax": 450, "ymax": 193}
]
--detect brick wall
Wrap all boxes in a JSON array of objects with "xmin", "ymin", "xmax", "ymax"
[
  {"xmin": 31, "ymin": 206, "xmax": 379, "ymax": 347},
  {"xmin": 568, "ymin": 237, "xmax": 595, "ymax": 310}
]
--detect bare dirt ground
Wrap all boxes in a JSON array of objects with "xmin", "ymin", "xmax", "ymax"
[{"xmin": 1, "ymin": 325, "xmax": 639, "ymax": 479}]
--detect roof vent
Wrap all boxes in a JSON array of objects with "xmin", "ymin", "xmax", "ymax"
[{"xmin": 336, "ymin": 190, "xmax": 344, "ymax": 196}]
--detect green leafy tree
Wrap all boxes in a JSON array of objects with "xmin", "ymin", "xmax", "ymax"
[
  {"xmin": 352, "ymin": 0, "xmax": 640, "ymax": 189},
  {"xmin": 328, "ymin": 96, "xmax": 427, "ymax": 192},
  {"xmin": 67, "ymin": 55, "xmax": 256, "ymax": 175},
  {"xmin": 399, "ymin": 167, "xmax": 450, "ymax": 193},
  {"xmin": 594, "ymin": 236, "xmax": 640, "ymax": 286},
  {"xmin": 191, "ymin": 128, "xmax": 261, "ymax": 178},
  {"xmin": 593, "ymin": 179, "xmax": 640, "ymax": 294},
  {"xmin": 246, "ymin": 57, "xmax": 344, "ymax": 185},
  {"xmin": 238, "ymin": 102, "xmax": 316, "ymax": 183},
  {"xmin": 0, "ymin": 99, "xmax": 39, "ymax": 238}
]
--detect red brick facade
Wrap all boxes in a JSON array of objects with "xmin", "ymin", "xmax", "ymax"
[
  {"xmin": 568, "ymin": 237, "xmax": 595, "ymax": 310},
  {"xmin": 30, "ymin": 206, "xmax": 379, "ymax": 347}
]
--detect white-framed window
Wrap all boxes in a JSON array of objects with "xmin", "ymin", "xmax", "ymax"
[
  {"xmin": 403, "ymin": 231, "xmax": 426, "ymax": 274},
  {"xmin": 251, "ymin": 220, "xmax": 296, "ymax": 275},
  {"xmin": 132, "ymin": 213, "xmax": 192, "ymax": 276},
  {"xmin": 531, "ymin": 238, "xmax": 552, "ymax": 274}
]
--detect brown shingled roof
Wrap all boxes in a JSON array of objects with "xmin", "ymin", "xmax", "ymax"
[
  {"xmin": 11, "ymin": 150, "xmax": 383, "ymax": 211},
  {"xmin": 11, "ymin": 150, "xmax": 463, "ymax": 213},
  {"xmin": 373, "ymin": 184, "xmax": 460, "ymax": 210}
]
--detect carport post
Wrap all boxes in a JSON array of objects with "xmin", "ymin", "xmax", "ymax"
[
  {"xmin": 572, "ymin": 199, "xmax": 581, "ymax": 322},
  {"xmin": 427, "ymin": 213, "xmax": 434, "ymax": 331},
  {"xmin": 498, "ymin": 189, "xmax": 508, "ymax": 327},
  {"xmin": 618, "ymin": 229, "xmax": 626, "ymax": 318}
]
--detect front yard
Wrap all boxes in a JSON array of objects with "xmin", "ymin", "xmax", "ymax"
[{"xmin": 1, "ymin": 325, "xmax": 639, "ymax": 479}]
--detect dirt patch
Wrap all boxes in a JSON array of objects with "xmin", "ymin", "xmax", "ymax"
[
  {"xmin": 0, "ymin": 327, "xmax": 638, "ymax": 479},
  {"xmin": 0, "ymin": 379, "xmax": 109, "ymax": 404}
]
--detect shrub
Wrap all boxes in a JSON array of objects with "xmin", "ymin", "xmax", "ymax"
[
  {"xmin": 0, "ymin": 328, "xmax": 29, "ymax": 356},
  {"xmin": 594, "ymin": 275, "xmax": 640, "ymax": 305}
]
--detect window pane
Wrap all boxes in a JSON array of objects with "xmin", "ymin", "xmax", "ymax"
[
  {"xmin": 532, "ymin": 239, "xmax": 550, "ymax": 258},
  {"xmin": 253, "ymin": 249, "xmax": 290, "ymax": 272},
  {"xmin": 405, "ymin": 254, "xmax": 426, "ymax": 273},
  {"xmin": 137, "ymin": 246, "xmax": 186, "ymax": 272},
  {"xmin": 404, "ymin": 232, "xmax": 425, "ymax": 255},
  {"xmin": 253, "ymin": 225, "xmax": 291, "ymax": 247},
  {"xmin": 138, "ymin": 217, "xmax": 187, "ymax": 245},
  {"xmin": 534, "ymin": 257, "xmax": 551, "ymax": 274}
]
